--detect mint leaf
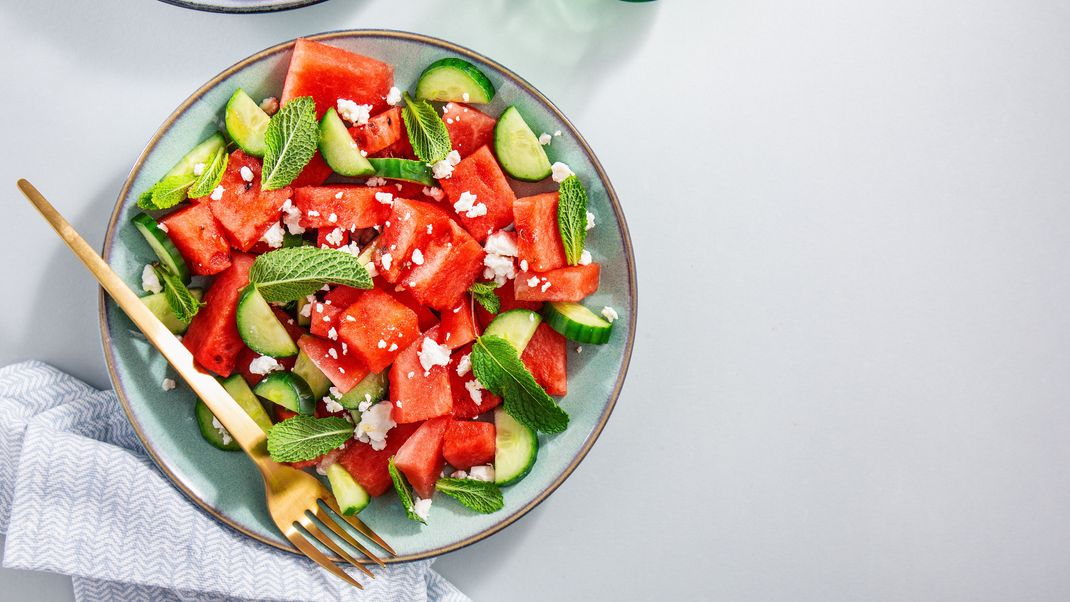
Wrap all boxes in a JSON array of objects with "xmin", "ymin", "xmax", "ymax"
[
  {"xmin": 557, "ymin": 175, "xmax": 588, "ymax": 265},
  {"xmin": 468, "ymin": 281, "xmax": 501, "ymax": 314},
  {"xmin": 388, "ymin": 457, "xmax": 426, "ymax": 524},
  {"xmin": 261, "ymin": 96, "xmax": 317, "ymax": 191},
  {"xmin": 248, "ymin": 247, "xmax": 372, "ymax": 303},
  {"xmin": 187, "ymin": 146, "xmax": 229, "ymax": 198},
  {"xmin": 153, "ymin": 264, "xmax": 203, "ymax": 324},
  {"xmin": 472, "ymin": 335, "xmax": 568, "ymax": 433},
  {"xmin": 435, "ymin": 478, "xmax": 504, "ymax": 514},
  {"xmin": 138, "ymin": 174, "xmax": 195, "ymax": 211},
  {"xmin": 402, "ymin": 93, "xmax": 451, "ymax": 163},
  {"xmin": 266, "ymin": 415, "xmax": 353, "ymax": 463}
]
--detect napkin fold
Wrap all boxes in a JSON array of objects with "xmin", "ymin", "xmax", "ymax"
[{"xmin": 0, "ymin": 361, "xmax": 469, "ymax": 602}]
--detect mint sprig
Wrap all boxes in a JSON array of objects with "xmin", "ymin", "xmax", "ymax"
[
  {"xmin": 435, "ymin": 478, "xmax": 504, "ymax": 514},
  {"xmin": 261, "ymin": 96, "xmax": 318, "ymax": 191},
  {"xmin": 471, "ymin": 335, "xmax": 568, "ymax": 433},
  {"xmin": 248, "ymin": 247, "xmax": 372, "ymax": 303},
  {"xmin": 266, "ymin": 415, "xmax": 353, "ymax": 463},
  {"xmin": 138, "ymin": 174, "xmax": 196, "ymax": 211},
  {"xmin": 388, "ymin": 457, "xmax": 426, "ymax": 524},
  {"xmin": 187, "ymin": 146, "xmax": 229, "ymax": 199},
  {"xmin": 468, "ymin": 281, "xmax": 501, "ymax": 314},
  {"xmin": 153, "ymin": 263, "xmax": 203, "ymax": 324},
  {"xmin": 401, "ymin": 93, "xmax": 452, "ymax": 163},
  {"xmin": 557, "ymin": 175, "xmax": 588, "ymax": 265}
]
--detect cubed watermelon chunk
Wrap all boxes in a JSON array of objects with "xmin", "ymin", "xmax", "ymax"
[
  {"xmin": 513, "ymin": 192, "xmax": 566, "ymax": 272},
  {"xmin": 281, "ymin": 38, "xmax": 394, "ymax": 118},
  {"xmin": 393, "ymin": 416, "xmax": 450, "ymax": 498},
  {"xmin": 337, "ymin": 289, "xmax": 420, "ymax": 372},
  {"xmin": 374, "ymin": 198, "xmax": 455, "ymax": 283},
  {"xmin": 350, "ymin": 107, "xmax": 403, "ymax": 155},
  {"xmin": 295, "ymin": 334, "xmax": 370, "ymax": 392},
  {"xmin": 390, "ymin": 329, "xmax": 453, "ymax": 424},
  {"xmin": 310, "ymin": 285, "xmax": 365, "ymax": 338},
  {"xmin": 442, "ymin": 103, "xmax": 496, "ymax": 159},
  {"xmin": 438, "ymin": 146, "xmax": 516, "ymax": 243},
  {"xmin": 374, "ymin": 281, "xmax": 438, "ymax": 332},
  {"xmin": 521, "ymin": 322, "xmax": 567, "ymax": 396},
  {"xmin": 442, "ymin": 420, "xmax": 496, "ymax": 470},
  {"xmin": 159, "ymin": 202, "xmax": 232, "ymax": 276},
  {"xmin": 515, "ymin": 264, "xmax": 600, "ymax": 302},
  {"xmin": 182, "ymin": 253, "xmax": 255, "ymax": 376},
  {"xmin": 207, "ymin": 150, "xmax": 290, "ymax": 251},
  {"xmin": 402, "ymin": 221, "xmax": 485, "ymax": 311},
  {"xmin": 474, "ymin": 277, "xmax": 543, "ymax": 328},
  {"xmin": 290, "ymin": 152, "xmax": 334, "ymax": 188},
  {"xmin": 437, "ymin": 296, "xmax": 478, "ymax": 350},
  {"xmin": 293, "ymin": 185, "xmax": 394, "ymax": 231},
  {"xmin": 337, "ymin": 422, "xmax": 419, "ymax": 497},
  {"xmin": 449, "ymin": 344, "xmax": 502, "ymax": 419}
]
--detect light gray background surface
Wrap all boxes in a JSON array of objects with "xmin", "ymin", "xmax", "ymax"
[{"xmin": 4, "ymin": 0, "xmax": 1070, "ymax": 600}]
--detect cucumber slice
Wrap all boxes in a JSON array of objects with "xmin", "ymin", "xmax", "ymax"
[
  {"xmin": 195, "ymin": 399, "xmax": 240, "ymax": 451},
  {"xmin": 236, "ymin": 285, "xmax": 299, "ymax": 358},
  {"xmin": 163, "ymin": 132, "xmax": 227, "ymax": 181},
  {"xmin": 494, "ymin": 408, "xmax": 537, "ymax": 486},
  {"xmin": 292, "ymin": 349, "xmax": 331, "ymax": 399},
  {"xmin": 253, "ymin": 372, "xmax": 316, "ymax": 415},
  {"xmin": 541, "ymin": 302, "xmax": 613, "ymax": 345},
  {"xmin": 415, "ymin": 58, "xmax": 495, "ymax": 104},
  {"xmin": 337, "ymin": 371, "xmax": 388, "ymax": 410},
  {"xmin": 131, "ymin": 212, "xmax": 190, "ymax": 283},
  {"xmin": 225, "ymin": 89, "xmax": 271, "ymax": 157},
  {"xmin": 220, "ymin": 373, "xmax": 275, "ymax": 433},
  {"xmin": 494, "ymin": 106, "xmax": 552, "ymax": 182},
  {"xmin": 319, "ymin": 107, "xmax": 375, "ymax": 177},
  {"xmin": 483, "ymin": 309, "xmax": 542, "ymax": 352},
  {"xmin": 140, "ymin": 289, "xmax": 202, "ymax": 334},
  {"xmin": 367, "ymin": 158, "xmax": 434, "ymax": 186},
  {"xmin": 326, "ymin": 463, "xmax": 371, "ymax": 515}
]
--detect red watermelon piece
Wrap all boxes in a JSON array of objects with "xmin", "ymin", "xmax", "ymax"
[
  {"xmin": 293, "ymin": 185, "xmax": 394, "ymax": 231},
  {"xmin": 442, "ymin": 103, "xmax": 496, "ymax": 159},
  {"xmin": 390, "ymin": 328, "xmax": 453, "ymax": 424},
  {"xmin": 521, "ymin": 323, "xmax": 567, "ymax": 396},
  {"xmin": 182, "ymin": 253, "xmax": 255, "ymax": 376},
  {"xmin": 316, "ymin": 227, "xmax": 349, "ymax": 249},
  {"xmin": 514, "ymin": 192, "xmax": 567, "ymax": 272},
  {"xmin": 373, "ymin": 198, "xmax": 455, "ymax": 283},
  {"xmin": 442, "ymin": 420, "xmax": 496, "ymax": 470},
  {"xmin": 448, "ymin": 344, "xmax": 502, "ymax": 419},
  {"xmin": 337, "ymin": 423, "xmax": 419, "ymax": 497},
  {"xmin": 291, "ymin": 152, "xmax": 334, "ymax": 188},
  {"xmin": 159, "ymin": 202, "xmax": 232, "ymax": 276},
  {"xmin": 281, "ymin": 38, "xmax": 394, "ymax": 118},
  {"xmin": 401, "ymin": 221, "xmax": 485, "ymax": 311},
  {"xmin": 350, "ymin": 107, "xmax": 403, "ymax": 155},
  {"xmin": 514, "ymin": 264, "xmax": 600, "ymax": 302},
  {"xmin": 437, "ymin": 296, "xmax": 478, "ymax": 349},
  {"xmin": 438, "ymin": 146, "xmax": 516, "ymax": 243},
  {"xmin": 393, "ymin": 416, "xmax": 450, "ymax": 498},
  {"xmin": 474, "ymin": 280, "xmax": 543, "ymax": 328},
  {"xmin": 374, "ymin": 281, "xmax": 438, "ymax": 332},
  {"xmin": 337, "ymin": 289, "xmax": 420, "ymax": 372},
  {"xmin": 207, "ymin": 150, "xmax": 290, "ymax": 251},
  {"xmin": 295, "ymin": 334, "xmax": 370, "ymax": 392},
  {"xmin": 310, "ymin": 285, "xmax": 365, "ymax": 338}
]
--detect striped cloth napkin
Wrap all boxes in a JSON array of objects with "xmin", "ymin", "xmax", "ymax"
[{"xmin": 0, "ymin": 361, "xmax": 469, "ymax": 602}]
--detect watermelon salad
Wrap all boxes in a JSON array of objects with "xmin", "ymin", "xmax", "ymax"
[{"xmin": 130, "ymin": 38, "xmax": 621, "ymax": 523}]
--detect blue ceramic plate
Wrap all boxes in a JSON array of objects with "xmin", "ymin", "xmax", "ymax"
[
  {"xmin": 157, "ymin": 0, "xmax": 326, "ymax": 14},
  {"xmin": 101, "ymin": 30, "xmax": 636, "ymax": 562}
]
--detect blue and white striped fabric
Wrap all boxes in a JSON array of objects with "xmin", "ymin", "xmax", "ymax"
[{"xmin": 0, "ymin": 361, "xmax": 469, "ymax": 602}]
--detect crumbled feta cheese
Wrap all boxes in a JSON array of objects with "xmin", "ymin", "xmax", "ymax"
[
  {"xmin": 431, "ymin": 150, "xmax": 462, "ymax": 179},
  {"xmin": 380, "ymin": 253, "xmax": 393, "ymax": 271},
  {"xmin": 248, "ymin": 355, "xmax": 282, "ymax": 375},
  {"xmin": 538, "ymin": 133, "xmax": 552, "ymax": 146},
  {"xmin": 141, "ymin": 265, "xmax": 162, "ymax": 294},
  {"xmin": 411, "ymin": 248, "xmax": 424, "ymax": 265},
  {"xmin": 465, "ymin": 379, "xmax": 484, "ymax": 405},
  {"xmin": 366, "ymin": 176, "xmax": 387, "ymax": 187},
  {"xmin": 413, "ymin": 496, "xmax": 432, "ymax": 521},
  {"xmin": 386, "ymin": 86, "xmax": 402, "ymax": 106},
  {"xmin": 259, "ymin": 97, "xmax": 279, "ymax": 115},
  {"xmin": 327, "ymin": 212, "xmax": 338, "ymax": 223},
  {"xmin": 468, "ymin": 465, "xmax": 495, "ymax": 482},
  {"xmin": 422, "ymin": 187, "xmax": 445, "ymax": 201},
  {"xmin": 258, "ymin": 222, "xmax": 286, "ymax": 248},
  {"xmin": 162, "ymin": 378, "xmax": 177, "ymax": 391},
  {"xmin": 356, "ymin": 401, "xmax": 396, "ymax": 450},
  {"xmin": 483, "ymin": 253, "xmax": 516, "ymax": 284},
  {"xmin": 156, "ymin": 222, "xmax": 168, "ymax": 233},
  {"xmin": 336, "ymin": 98, "xmax": 373, "ymax": 126},
  {"xmin": 586, "ymin": 211, "xmax": 596, "ymax": 230},
  {"xmin": 210, "ymin": 186, "xmax": 225, "ymax": 201},
  {"xmin": 324, "ymin": 227, "xmax": 345, "ymax": 247},
  {"xmin": 601, "ymin": 306, "xmax": 619, "ymax": 323},
  {"xmin": 299, "ymin": 296, "xmax": 314, "ymax": 318},
  {"xmin": 211, "ymin": 416, "xmax": 232, "ymax": 445},
  {"xmin": 527, "ymin": 276, "xmax": 540, "ymax": 287},
  {"xmin": 377, "ymin": 339, "xmax": 388, "ymax": 349},
  {"xmin": 240, "ymin": 166, "xmax": 254, "ymax": 183},
  {"xmin": 327, "ymin": 327, "xmax": 338, "ymax": 341},
  {"xmin": 418, "ymin": 337, "xmax": 452, "ymax": 373},
  {"xmin": 407, "ymin": 371, "xmax": 415, "ymax": 379},
  {"xmin": 341, "ymin": 342, "xmax": 348, "ymax": 355},
  {"xmin": 550, "ymin": 162, "xmax": 574, "ymax": 183},
  {"xmin": 576, "ymin": 346, "xmax": 583, "ymax": 353},
  {"xmin": 192, "ymin": 162, "xmax": 206, "ymax": 176},
  {"xmin": 279, "ymin": 198, "xmax": 305, "ymax": 234},
  {"xmin": 307, "ymin": 209, "xmax": 320, "ymax": 217},
  {"xmin": 541, "ymin": 280, "xmax": 552, "ymax": 292},
  {"xmin": 456, "ymin": 353, "xmax": 472, "ymax": 377},
  {"xmin": 327, "ymin": 347, "xmax": 338, "ymax": 359},
  {"xmin": 389, "ymin": 343, "xmax": 398, "ymax": 352},
  {"xmin": 485, "ymin": 232, "xmax": 518, "ymax": 257},
  {"xmin": 553, "ymin": 130, "xmax": 562, "ymax": 137},
  {"xmin": 374, "ymin": 191, "xmax": 394, "ymax": 205},
  {"xmin": 453, "ymin": 190, "xmax": 487, "ymax": 218},
  {"xmin": 579, "ymin": 249, "xmax": 592, "ymax": 265},
  {"xmin": 324, "ymin": 396, "xmax": 344, "ymax": 414},
  {"xmin": 346, "ymin": 315, "xmax": 357, "ymax": 322},
  {"xmin": 451, "ymin": 470, "xmax": 469, "ymax": 479},
  {"xmin": 520, "ymin": 260, "xmax": 529, "ymax": 272}
]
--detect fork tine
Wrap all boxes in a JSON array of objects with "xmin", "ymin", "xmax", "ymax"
[
  {"xmin": 299, "ymin": 514, "xmax": 375, "ymax": 578},
  {"xmin": 320, "ymin": 497, "xmax": 397, "ymax": 556},
  {"xmin": 285, "ymin": 529, "xmax": 364, "ymax": 590},
  {"xmin": 313, "ymin": 504, "xmax": 386, "ymax": 567}
]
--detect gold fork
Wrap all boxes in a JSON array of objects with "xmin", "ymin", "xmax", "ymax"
[{"xmin": 17, "ymin": 179, "xmax": 394, "ymax": 589}]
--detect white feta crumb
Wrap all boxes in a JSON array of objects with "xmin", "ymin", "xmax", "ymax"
[
  {"xmin": 377, "ymin": 339, "xmax": 387, "ymax": 349},
  {"xmin": 465, "ymin": 379, "xmax": 484, "ymax": 406},
  {"xmin": 210, "ymin": 186, "xmax": 225, "ymax": 201},
  {"xmin": 407, "ymin": 371, "xmax": 415, "ymax": 379},
  {"xmin": 576, "ymin": 346, "xmax": 583, "ymax": 353},
  {"xmin": 380, "ymin": 253, "xmax": 393, "ymax": 271},
  {"xmin": 456, "ymin": 353, "xmax": 472, "ymax": 377},
  {"xmin": 374, "ymin": 191, "xmax": 394, "ymax": 205},
  {"xmin": 299, "ymin": 296, "xmax": 314, "ymax": 318},
  {"xmin": 141, "ymin": 265, "xmax": 162, "ymax": 294},
  {"xmin": 468, "ymin": 465, "xmax": 495, "ymax": 482},
  {"xmin": 601, "ymin": 306, "xmax": 619, "ymax": 323},
  {"xmin": 211, "ymin": 416, "xmax": 232, "ymax": 445},
  {"xmin": 258, "ymin": 222, "xmax": 286, "ymax": 248},
  {"xmin": 451, "ymin": 470, "xmax": 469, "ymax": 479},
  {"xmin": 341, "ymin": 342, "xmax": 348, "ymax": 355},
  {"xmin": 386, "ymin": 86, "xmax": 402, "ymax": 106},
  {"xmin": 279, "ymin": 199, "xmax": 305, "ymax": 235},
  {"xmin": 307, "ymin": 209, "xmax": 320, "ymax": 217},
  {"xmin": 462, "ymin": 92, "xmax": 470, "ymax": 102},
  {"xmin": 324, "ymin": 227, "xmax": 345, "ymax": 247},
  {"xmin": 538, "ymin": 133, "xmax": 552, "ymax": 146},
  {"xmin": 553, "ymin": 130, "xmax": 562, "ymax": 137},
  {"xmin": 156, "ymin": 222, "xmax": 168, "ymax": 233},
  {"xmin": 520, "ymin": 259, "xmax": 529, "ymax": 272},
  {"xmin": 445, "ymin": 117, "xmax": 454, "ymax": 125},
  {"xmin": 389, "ymin": 343, "xmax": 399, "ymax": 352},
  {"xmin": 413, "ymin": 496, "xmax": 432, "ymax": 521},
  {"xmin": 527, "ymin": 276, "xmax": 540, "ymax": 287},
  {"xmin": 422, "ymin": 187, "xmax": 445, "ymax": 201},
  {"xmin": 248, "ymin": 355, "xmax": 282, "ymax": 375},
  {"xmin": 418, "ymin": 337, "xmax": 452, "ymax": 373},
  {"xmin": 550, "ymin": 162, "xmax": 574, "ymax": 183},
  {"xmin": 453, "ymin": 191, "xmax": 487, "ymax": 218},
  {"xmin": 327, "ymin": 347, "xmax": 338, "ymax": 359},
  {"xmin": 483, "ymin": 253, "xmax": 515, "ymax": 284},
  {"xmin": 336, "ymin": 98, "xmax": 373, "ymax": 126},
  {"xmin": 541, "ymin": 280, "xmax": 552, "ymax": 292},
  {"xmin": 240, "ymin": 166, "xmax": 254, "ymax": 183},
  {"xmin": 327, "ymin": 213, "xmax": 338, "ymax": 224},
  {"xmin": 364, "ymin": 261, "xmax": 378, "ymax": 278},
  {"xmin": 579, "ymin": 249, "xmax": 592, "ymax": 265},
  {"xmin": 366, "ymin": 176, "xmax": 387, "ymax": 187},
  {"xmin": 431, "ymin": 150, "xmax": 462, "ymax": 179},
  {"xmin": 324, "ymin": 396, "xmax": 344, "ymax": 414},
  {"xmin": 327, "ymin": 327, "xmax": 338, "ymax": 341},
  {"xmin": 161, "ymin": 377, "xmax": 177, "ymax": 391},
  {"xmin": 586, "ymin": 211, "xmax": 596, "ymax": 231},
  {"xmin": 346, "ymin": 315, "xmax": 357, "ymax": 322},
  {"xmin": 259, "ymin": 97, "xmax": 279, "ymax": 115},
  {"xmin": 411, "ymin": 248, "xmax": 425, "ymax": 266},
  {"xmin": 192, "ymin": 162, "xmax": 206, "ymax": 176},
  {"xmin": 356, "ymin": 401, "xmax": 396, "ymax": 451}
]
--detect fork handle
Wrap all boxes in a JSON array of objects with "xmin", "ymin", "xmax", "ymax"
[{"xmin": 18, "ymin": 179, "xmax": 273, "ymax": 464}]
